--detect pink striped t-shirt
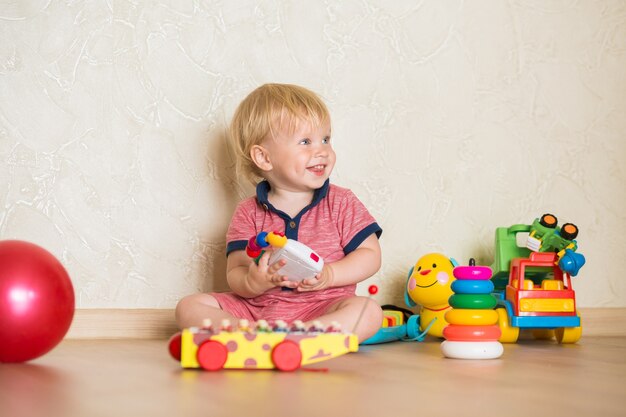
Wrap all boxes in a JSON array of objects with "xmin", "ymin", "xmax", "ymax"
[{"xmin": 221, "ymin": 179, "xmax": 382, "ymax": 309}]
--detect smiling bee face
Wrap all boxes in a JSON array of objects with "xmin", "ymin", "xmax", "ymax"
[{"xmin": 406, "ymin": 253, "xmax": 456, "ymax": 308}]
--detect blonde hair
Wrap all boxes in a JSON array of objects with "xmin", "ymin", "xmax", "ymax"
[{"xmin": 229, "ymin": 83, "xmax": 330, "ymax": 185}]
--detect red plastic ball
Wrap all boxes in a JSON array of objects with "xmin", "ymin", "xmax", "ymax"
[
  {"xmin": 368, "ymin": 285, "xmax": 378, "ymax": 295},
  {"xmin": 0, "ymin": 240, "xmax": 75, "ymax": 363}
]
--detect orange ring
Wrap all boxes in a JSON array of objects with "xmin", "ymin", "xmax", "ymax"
[{"xmin": 443, "ymin": 324, "xmax": 502, "ymax": 342}]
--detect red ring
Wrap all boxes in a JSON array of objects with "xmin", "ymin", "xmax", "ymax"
[{"xmin": 246, "ymin": 246, "xmax": 262, "ymax": 258}]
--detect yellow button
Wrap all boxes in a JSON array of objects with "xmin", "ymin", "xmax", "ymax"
[{"xmin": 520, "ymin": 298, "xmax": 575, "ymax": 313}]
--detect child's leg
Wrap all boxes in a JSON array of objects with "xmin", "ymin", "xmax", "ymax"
[
  {"xmin": 309, "ymin": 296, "xmax": 382, "ymax": 342},
  {"xmin": 175, "ymin": 293, "xmax": 236, "ymax": 329}
]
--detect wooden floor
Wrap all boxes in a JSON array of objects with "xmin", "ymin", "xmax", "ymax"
[{"xmin": 1, "ymin": 336, "xmax": 625, "ymax": 417}]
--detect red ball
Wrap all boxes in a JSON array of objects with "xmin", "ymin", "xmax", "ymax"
[
  {"xmin": 368, "ymin": 285, "xmax": 378, "ymax": 295},
  {"xmin": 0, "ymin": 240, "xmax": 75, "ymax": 363}
]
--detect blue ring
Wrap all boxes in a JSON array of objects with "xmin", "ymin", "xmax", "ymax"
[
  {"xmin": 256, "ymin": 231, "xmax": 270, "ymax": 248},
  {"xmin": 451, "ymin": 279, "xmax": 494, "ymax": 294}
]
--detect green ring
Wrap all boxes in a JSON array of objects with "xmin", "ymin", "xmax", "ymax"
[{"xmin": 449, "ymin": 294, "xmax": 497, "ymax": 310}]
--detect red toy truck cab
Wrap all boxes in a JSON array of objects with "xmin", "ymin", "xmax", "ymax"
[
  {"xmin": 507, "ymin": 252, "xmax": 576, "ymax": 317},
  {"xmin": 495, "ymin": 252, "xmax": 582, "ymax": 343}
]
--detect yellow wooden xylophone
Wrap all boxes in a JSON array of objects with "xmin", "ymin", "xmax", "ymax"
[{"xmin": 168, "ymin": 319, "xmax": 358, "ymax": 372}]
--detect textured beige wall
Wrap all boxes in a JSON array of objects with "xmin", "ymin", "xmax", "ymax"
[{"xmin": 1, "ymin": 1, "xmax": 624, "ymax": 308}]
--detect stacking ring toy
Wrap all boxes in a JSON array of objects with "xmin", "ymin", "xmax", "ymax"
[
  {"xmin": 449, "ymin": 294, "xmax": 497, "ymax": 310},
  {"xmin": 445, "ymin": 309, "xmax": 499, "ymax": 326},
  {"xmin": 453, "ymin": 265, "xmax": 492, "ymax": 280},
  {"xmin": 451, "ymin": 279, "xmax": 494, "ymax": 294},
  {"xmin": 443, "ymin": 324, "xmax": 501, "ymax": 342},
  {"xmin": 440, "ymin": 340, "xmax": 503, "ymax": 359}
]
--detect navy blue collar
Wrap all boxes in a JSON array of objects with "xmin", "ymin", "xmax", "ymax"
[{"xmin": 256, "ymin": 179, "xmax": 330, "ymax": 220}]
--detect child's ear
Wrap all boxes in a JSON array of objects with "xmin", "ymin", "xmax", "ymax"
[{"xmin": 250, "ymin": 145, "xmax": 272, "ymax": 172}]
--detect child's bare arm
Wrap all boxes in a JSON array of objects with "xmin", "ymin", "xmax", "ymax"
[
  {"xmin": 297, "ymin": 234, "xmax": 381, "ymax": 292},
  {"xmin": 226, "ymin": 250, "xmax": 297, "ymax": 298}
]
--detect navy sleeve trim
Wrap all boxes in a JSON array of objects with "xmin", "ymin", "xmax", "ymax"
[
  {"xmin": 226, "ymin": 240, "xmax": 248, "ymax": 256},
  {"xmin": 343, "ymin": 222, "xmax": 383, "ymax": 255}
]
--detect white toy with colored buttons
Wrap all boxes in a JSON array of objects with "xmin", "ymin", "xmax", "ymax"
[{"xmin": 246, "ymin": 231, "xmax": 324, "ymax": 281}]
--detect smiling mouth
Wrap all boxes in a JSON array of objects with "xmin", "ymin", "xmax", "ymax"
[
  {"xmin": 416, "ymin": 281, "xmax": 437, "ymax": 288},
  {"xmin": 307, "ymin": 165, "xmax": 326, "ymax": 175}
]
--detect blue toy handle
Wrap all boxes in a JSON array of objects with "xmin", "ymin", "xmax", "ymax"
[
  {"xmin": 559, "ymin": 249, "xmax": 586, "ymax": 276},
  {"xmin": 406, "ymin": 315, "xmax": 421, "ymax": 339},
  {"xmin": 402, "ymin": 316, "xmax": 435, "ymax": 342},
  {"xmin": 360, "ymin": 314, "xmax": 432, "ymax": 345},
  {"xmin": 360, "ymin": 324, "xmax": 408, "ymax": 345}
]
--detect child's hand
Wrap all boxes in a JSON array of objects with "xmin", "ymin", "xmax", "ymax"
[
  {"xmin": 296, "ymin": 264, "xmax": 334, "ymax": 292},
  {"xmin": 247, "ymin": 252, "xmax": 298, "ymax": 291}
]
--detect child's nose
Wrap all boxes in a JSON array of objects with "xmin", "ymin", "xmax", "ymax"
[
  {"xmin": 315, "ymin": 148, "xmax": 328, "ymax": 158},
  {"xmin": 314, "ymin": 143, "xmax": 329, "ymax": 156}
]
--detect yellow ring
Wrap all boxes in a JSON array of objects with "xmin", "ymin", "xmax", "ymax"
[{"xmin": 444, "ymin": 309, "xmax": 499, "ymax": 326}]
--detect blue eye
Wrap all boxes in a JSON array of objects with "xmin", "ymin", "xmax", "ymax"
[
  {"xmin": 322, "ymin": 137, "xmax": 331, "ymax": 144},
  {"xmin": 299, "ymin": 138, "xmax": 311, "ymax": 145}
]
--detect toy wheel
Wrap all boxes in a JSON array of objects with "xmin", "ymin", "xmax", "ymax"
[
  {"xmin": 197, "ymin": 340, "xmax": 228, "ymax": 371},
  {"xmin": 560, "ymin": 223, "xmax": 579, "ymax": 240},
  {"xmin": 168, "ymin": 332, "xmax": 183, "ymax": 361},
  {"xmin": 556, "ymin": 326, "xmax": 582, "ymax": 344},
  {"xmin": 555, "ymin": 313, "xmax": 582, "ymax": 344},
  {"xmin": 271, "ymin": 340, "xmax": 302, "ymax": 371},
  {"xmin": 496, "ymin": 308, "xmax": 519, "ymax": 343},
  {"xmin": 531, "ymin": 329, "xmax": 554, "ymax": 340},
  {"xmin": 539, "ymin": 214, "xmax": 558, "ymax": 228}
]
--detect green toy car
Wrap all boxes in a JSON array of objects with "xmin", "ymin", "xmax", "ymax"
[
  {"xmin": 490, "ymin": 214, "xmax": 585, "ymax": 289},
  {"xmin": 526, "ymin": 213, "xmax": 579, "ymax": 253}
]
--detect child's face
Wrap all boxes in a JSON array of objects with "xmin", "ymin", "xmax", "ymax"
[{"xmin": 262, "ymin": 118, "xmax": 335, "ymax": 193}]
